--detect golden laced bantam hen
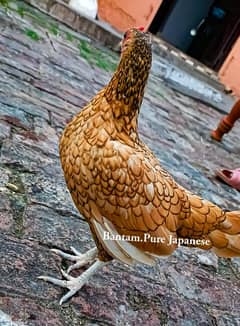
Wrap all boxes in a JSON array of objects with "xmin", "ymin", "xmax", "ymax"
[{"xmin": 39, "ymin": 27, "xmax": 240, "ymax": 304}]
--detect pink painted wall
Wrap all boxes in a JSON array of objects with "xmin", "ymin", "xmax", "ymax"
[
  {"xmin": 98, "ymin": 0, "xmax": 163, "ymax": 32},
  {"xmin": 219, "ymin": 37, "xmax": 240, "ymax": 97}
]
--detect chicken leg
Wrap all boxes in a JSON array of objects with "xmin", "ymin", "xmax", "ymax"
[
  {"xmin": 38, "ymin": 259, "xmax": 106, "ymax": 304},
  {"xmin": 50, "ymin": 246, "xmax": 98, "ymax": 273}
]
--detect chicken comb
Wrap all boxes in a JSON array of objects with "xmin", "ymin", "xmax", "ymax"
[{"xmin": 137, "ymin": 26, "xmax": 145, "ymax": 31}]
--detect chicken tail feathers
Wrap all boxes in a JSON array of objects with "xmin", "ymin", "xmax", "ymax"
[{"xmin": 210, "ymin": 210, "xmax": 240, "ymax": 257}]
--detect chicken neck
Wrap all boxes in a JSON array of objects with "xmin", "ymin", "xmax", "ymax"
[{"xmin": 104, "ymin": 31, "xmax": 152, "ymax": 122}]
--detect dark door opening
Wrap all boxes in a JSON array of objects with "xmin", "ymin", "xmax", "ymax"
[
  {"xmin": 187, "ymin": 0, "xmax": 240, "ymax": 70},
  {"xmin": 149, "ymin": 0, "xmax": 214, "ymax": 52},
  {"xmin": 149, "ymin": 0, "xmax": 240, "ymax": 71},
  {"xmin": 149, "ymin": 0, "xmax": 177, "ymax": 35}
]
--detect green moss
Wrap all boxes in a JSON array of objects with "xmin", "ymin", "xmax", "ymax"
[
  {"xmin": 16, "ymin": 5, "xmax": 25, "ymax": 18},
  {"xmin": 0, "ymin": 0, "xmax": 10, "ymax": 9},
  {"xmin": 5, "ymin": 167, "xmax": 28, "ymax": 238},
  {"xmin": 10, "ymin": 194, "xmax": 27, "ymax": 237},
  {"xmin": 24, "ymin": 28, "xmax": 40, "ymax": 41},
  {"xmin": 78, "ymin": 39, "xmax": 117, "ymax": 71},
  {"xmin": 49, "ymin": 23, "xmax": 59, "ymax": 36},
  {"xmin": 95, "ymin": 57, "xmax": 116, "ymax": 71},
  {"xmin": 3, "ymin": 0, "xmax": 118, "ymax": 71},
  {"xmin": 65, "ymin": 31, "xmax": 74, "ymax": 42},
  {"xmin": 78, "ymin": 40, "xmax": 91, "ymax": 55}
]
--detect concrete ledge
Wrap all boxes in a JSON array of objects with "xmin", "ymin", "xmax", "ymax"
[
  {"xmin": 152, "ymin": 36, "xmax": 225, "ymax": 92},
  {"xmin": 24, "ymin": 0, "xmax": 122, "ymax": 49}
]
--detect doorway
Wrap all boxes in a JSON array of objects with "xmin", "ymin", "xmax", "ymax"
[
  {"xmin": 149, "ymin": 0, "xmax": 240, "ymax": 71},
  {"xmin": 187, "ymin": 0, "xmax": 240, "ymax": 70}
]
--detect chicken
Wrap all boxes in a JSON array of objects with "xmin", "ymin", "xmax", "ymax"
[{"xmin": 39, "ymin": 27, "xmax": 240, "ymax": 304}]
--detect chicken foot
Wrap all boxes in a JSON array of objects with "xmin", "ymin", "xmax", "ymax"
[
  {"xmin": 50, "ymin": 246, "xmax": 98, "ymax": 273},
  {"xmin": 38, "ymin": 259, "xmax": 107, "ymax": 304}
]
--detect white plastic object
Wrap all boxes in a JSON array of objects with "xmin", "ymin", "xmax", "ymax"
[{"xmin": 69, "ymin": 0, "xmax": 98, "ymax": 19}]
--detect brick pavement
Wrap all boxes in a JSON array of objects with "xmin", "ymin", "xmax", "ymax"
[{"xmin": 0, "ymin": 2, "xmax": 240, "ymax": 325}]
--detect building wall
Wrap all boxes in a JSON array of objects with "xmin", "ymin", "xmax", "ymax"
[
  {"xmin": 219, "ymin": 37, "xmax": 240, "ymax": 97},
  {"xmin": 98, "ymin": 0, "xmax": 163, "ymax": 32}
]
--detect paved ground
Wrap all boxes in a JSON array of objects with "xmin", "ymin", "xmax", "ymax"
[{"xmin": 0, "ymin": 2, "xmax": 240, "ymax": 326}]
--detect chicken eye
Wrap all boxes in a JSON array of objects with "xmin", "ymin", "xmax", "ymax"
[{"xmin": 123, "ymin": 31, "xmax": 127, "ymax": 39}]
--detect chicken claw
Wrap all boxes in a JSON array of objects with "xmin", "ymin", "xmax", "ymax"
[
  {"xmin": 51, "ymin": 247, "xmax": 98, "ymax": 273},
  {"xmin": 38, "ymin": 259, "xmax": 106, "ymax": 304}
]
